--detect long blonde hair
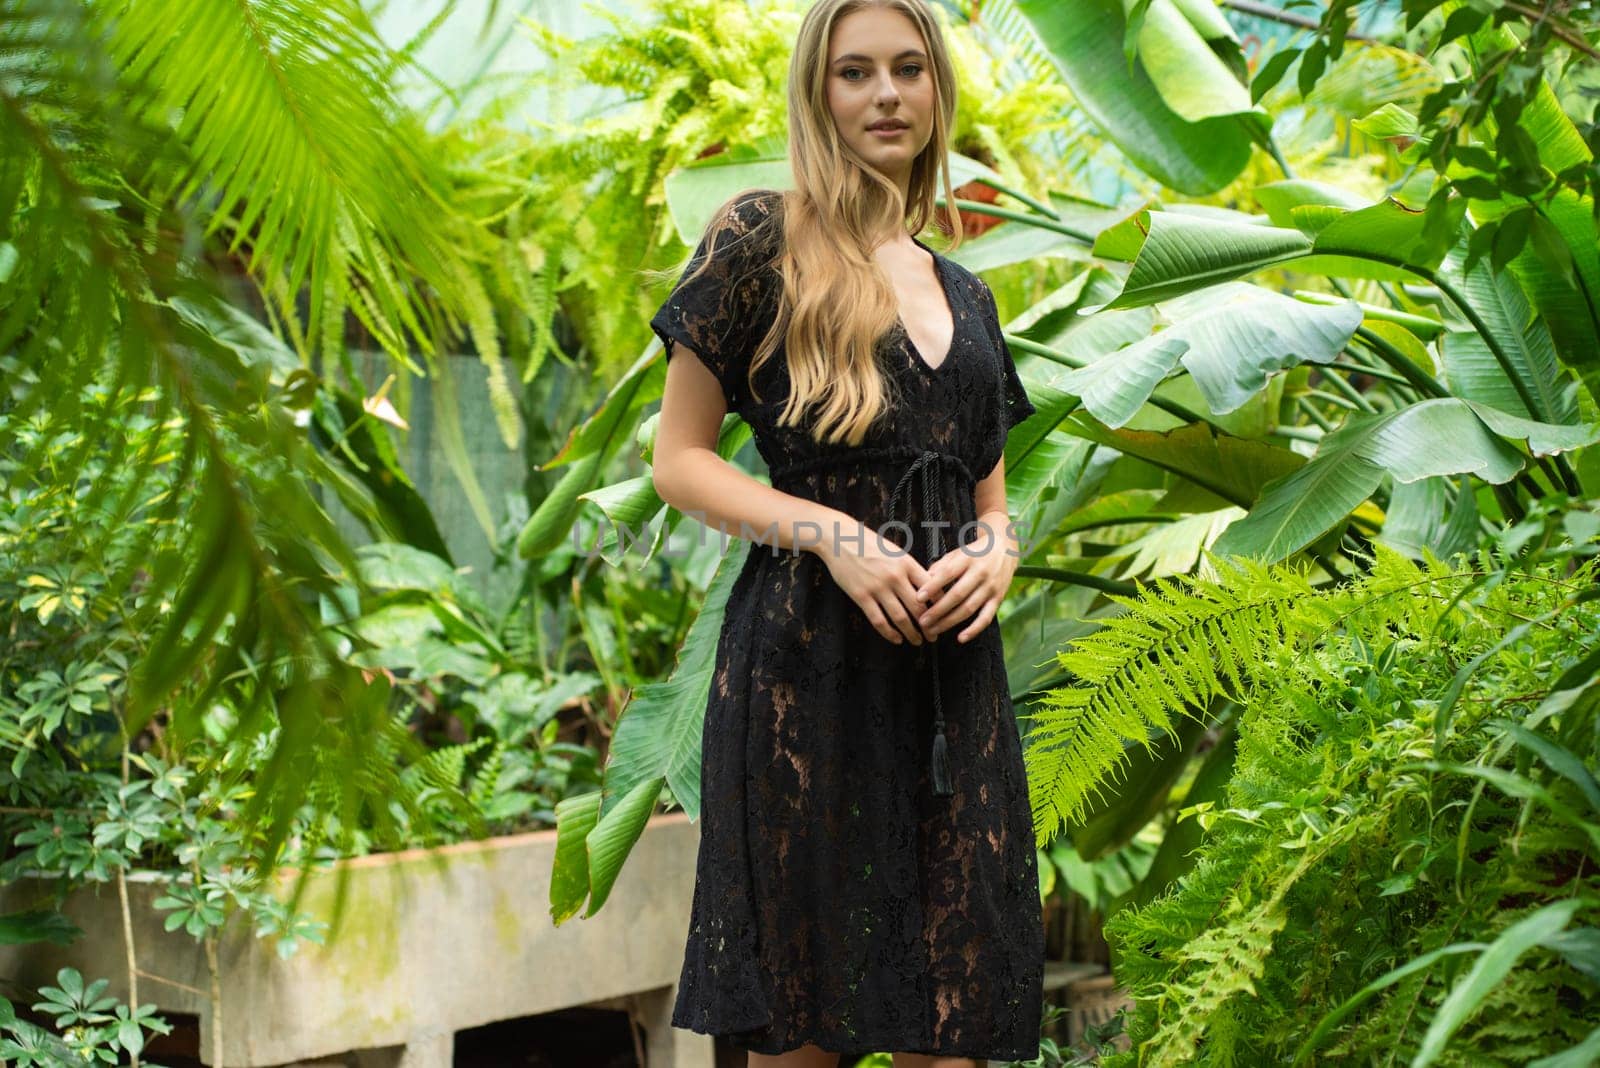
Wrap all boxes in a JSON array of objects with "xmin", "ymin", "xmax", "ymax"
[{"xmin": 678, "ymin": 0, "xmax": 964, "ymax": 446}]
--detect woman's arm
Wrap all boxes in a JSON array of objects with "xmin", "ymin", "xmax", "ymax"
[
  {"xmin": 972, "ymin": 457, "xmax": 1017, "ymax": 551},
  {"xmin": 653, "ymin": 342, "xmax": 850, "ymax": 555},
  {"xmin": 653, "ymin": 342, "xmax": 933, "ymax": 645}
]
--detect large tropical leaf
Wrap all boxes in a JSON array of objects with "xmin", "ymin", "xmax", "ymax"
[
  {"xmin": 1015, "ymin": 0, "xmax": 1262, "ymax": 195},
  {"xmin": 1098, "ymin": 211, "xmax": 1313, "ymax": 309},
  {"xmin": 1100, "ymin": 197, "xmax": 1466, "ymax": 313},
  {"xmin": 597, "ymin": 538, "xmax": 751, "ymax": 823},
  {"xmin": 1213, "ymin": 399, "xmax": 1600, "ymax": 561},
  {"xmin": 1006, "ymin": 434, "xmax": 1107, "ymax": 556},
  {"xmin": 1099, "ymin": 507, "xmax": 1245, "ymax": 581},
  {"xmin": 1061, "ymin": 417, "xmax": 1308, "ymax": 512},
  {"xmin": 517, "ymin": 345, "xmax": 667, "ymax": 557},
  {"xmin": 1376, "ymin": 475, "xmax": 1480, "ymax": 562},
  {"xmin": 1061, "ymin": 282, "xmax": 1364, "ymax": 427},
  {"xmin": 1436, "ymin": 241, "xmax": 1580, "ymax": 424},
  {"xmin": 1125, "ymin": 0, "xmax": 1253, "ymax": 121},
  {"xmin": 1472, "ymin": 187, "xmax": 1600, "ymax": 409}
]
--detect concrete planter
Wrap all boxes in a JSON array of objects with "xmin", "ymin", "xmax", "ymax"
[{"xmin": 0, "ymin": 811, "xmax": 708, "ymax": 1068}]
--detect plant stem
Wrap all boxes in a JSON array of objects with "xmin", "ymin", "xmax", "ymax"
[
  {"xmin": 1351, "ymin": 328, "xmax": 1449, "ymax": 398},
  {"xmin": 1313, "ymin": 369, "xmax": 1378, "ymax": 413},
  {"xmin": 1326, "ymin": 356, "xmax": 1418, "ymax": 392},
  {"xmin": 965, "ymin": 176, "xmax": 1060, "ymax": 222},
  {"xmin": 1269, "ymin": 139, "xmax": 1295, "ymax": 181},
  {"xmin": 1006, "ymin": 334, "xmax": 1212, "ymax": 426},
  {"xmin": 1296, "ymin": 395, "xmax": 1335, "ymax": 432},
  {"xmin": 1310, "ymin": 549, "xmax": 1351, "ymax": 584},
  {"xmin": 1500, "ymin": 2, "xmax": 1600, "ymax": 61},
  {"xmin": 206, "ymin": 930, "xmax": 224, "ymax": 1068},
  {"xmin": 1305, "ymin": 388, "xmax": 1362, "ymax": 412},
  {"xmin": 135, "ymin": 968, "xmax": 208, "ymax": 998},
  {"xmin": 1014, "ymin": 565, "xmax": 1139, "ymax": 597},
  {"xmin": 1221, "ymin": 0, "xmax": 1376, "ymax": 40},
  {"xmin": 944, "ymin": 199, "xmax": 1097, "ymax": 244},
  {"xmin": 119, "ymin": 740, "xmax": 141, "ymax": 1068},
  {"xmin": 1492, "ymin": 482, "xmax": 1528, "ymax": 525}
]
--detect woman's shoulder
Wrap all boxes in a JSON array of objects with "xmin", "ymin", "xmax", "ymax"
[
  {"xmin": 703, "ymin": 187, "xmax": 785, "ymax": 263},
  {"xmin": 723, "ymin": 187, "xmax": 784, "ymax": 228},
  {"xmin": 934, "ymin": 248, "xmax": 1000, "ymax": 317}
]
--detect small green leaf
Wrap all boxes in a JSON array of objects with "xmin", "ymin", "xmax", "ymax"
[{"xmin": 1251, "ymin": 47, "xmax": 1299, "ymax": 104}]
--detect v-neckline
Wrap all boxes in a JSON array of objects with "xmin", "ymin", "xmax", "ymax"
[{"xmin": 900, "ymin": 236, "xmax": 956, "ymax": 376}]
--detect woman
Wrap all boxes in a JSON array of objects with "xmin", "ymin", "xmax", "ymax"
[{"xmin": 648, "ymin": 1, "xmax": 1042, "ymax": 1065}]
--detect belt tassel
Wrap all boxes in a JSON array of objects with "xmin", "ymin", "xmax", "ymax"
[
  {"xmin": 890, "ymin": 451, "xmax": 958, "ymax": 800},
  {"xmin": 930, "ymin": 709, "xmax": 953, "ymax": 797}
]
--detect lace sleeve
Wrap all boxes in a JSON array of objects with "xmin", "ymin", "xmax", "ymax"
[
  {"xmin": 981, "ymin": 280, "xmax": 1036, "ymax": 433},
  {"xmin": 649, "ymin": 189, "xmax": 781, "ymax": 413}
]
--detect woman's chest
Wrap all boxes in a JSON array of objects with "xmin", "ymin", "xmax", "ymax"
[{"xmin": 743, "ymin": 301, "xmax": 1003, "ymax": 464}]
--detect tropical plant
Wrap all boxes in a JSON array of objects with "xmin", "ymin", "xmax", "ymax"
[
  {"xmin": 0, "ymin": 0, "xmax": 562, "ymax": 858},
  {"xmin": 1037, "ymin": 533, "xmax": 1600, "ymax": 1065},
  {"xmin": 996, "ymin": 0, "xmax": 1599, "ymax": 907},
  {"xmin": 538, "ymin": 0, "xmax": 1599, "ymax": 930},
  {"xmin": 1251, "ymin": 0, "xmax": 1600, "ymax": 243},
  {"xmin": 0, "ymin": 967, "xmax": 171, "ymax": 1067}
]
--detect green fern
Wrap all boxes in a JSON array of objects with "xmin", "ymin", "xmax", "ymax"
[
  {"xmin": 1026, "ymin": 555, "xmax": 1322, "ymax": 844},
  {"xmin": 468, "ymin": 741, "xmax": 506, "ymax": 813},
  {"xmin": 1080, "ymin": 545, "xmax": 1600, "ymax": 1065},
  {"xmin": 401, "ymin": 735, "xmax": 491, "ymax": 797}
]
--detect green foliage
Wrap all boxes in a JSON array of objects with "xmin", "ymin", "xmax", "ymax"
[
  {"xmin": 512, "ymin": 0, "xmax": 798, "ymax": 376},
  {"xmin": 0, "ymin": 0, "xmax": 495, "ymax": 858},
  {"xmin": 0, "ymin": 968, "xmax": 170, "ymax": 1065},
  {"xmin": 1270, "ymin": 0, "xmax": 1600, "ymax": 238},
  {"xmin": 1041, "ymin": 540, "xmax": 1600, "ymax": 1064},
  {"xmin": 1026, "ymin": 557, "xmax": 1320, "ymax": 843}
]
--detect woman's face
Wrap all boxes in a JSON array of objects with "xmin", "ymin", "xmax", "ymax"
[{"xmin": 825, "ymin": 6, "xmax": 935, "ymax": 191}]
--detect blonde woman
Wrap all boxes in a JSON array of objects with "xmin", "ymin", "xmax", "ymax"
[{"xmin": 648, "ymin": 1, "xmax": 1041, "ymax": 1064}]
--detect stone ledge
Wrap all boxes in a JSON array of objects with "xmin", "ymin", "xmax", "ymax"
[{"xmin": 0, "ymin": 811, "xmax": 710, "ymax": 1067}]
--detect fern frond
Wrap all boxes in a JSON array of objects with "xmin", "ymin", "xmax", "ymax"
[
  {"xmin": 401, "ymin": 735, "xmax": 490, "ymax": 796},
  {"xmin": 1096, "ymin": 550, "xmax": 1600, "ymax": 1067},
  {"xmin": 1026, "ymin": 557, "xmax": 1318, "ymax": 844}
]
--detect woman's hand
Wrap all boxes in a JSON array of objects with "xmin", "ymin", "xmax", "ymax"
[
  {"xmin": 914, "ymin": 511, "xmax": 1020, "ymax": 643},
  {"xmin": 814, "ymin": 518, "xmax": 933, "ymax": 646}
]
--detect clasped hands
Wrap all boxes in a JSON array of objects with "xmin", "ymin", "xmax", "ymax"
[{"xmin": 816, "ymin": 510, "xmax": 1018, "ymax": 647}]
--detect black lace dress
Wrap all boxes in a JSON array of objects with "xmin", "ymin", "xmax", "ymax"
[{"xmin": 649, "ymin": 189, "xmax": 1043, "ymax": 1062}]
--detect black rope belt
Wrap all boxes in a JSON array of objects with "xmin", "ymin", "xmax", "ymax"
[{"xmin": 770, "ymin": 447, "xmax": 975, "ymax": 799}]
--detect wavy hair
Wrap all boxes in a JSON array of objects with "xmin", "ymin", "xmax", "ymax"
[{"xmin": 671, "ymin": 0, "xmax": 964, "ymax": 446}]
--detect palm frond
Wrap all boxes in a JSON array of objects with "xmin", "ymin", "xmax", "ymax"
[{"xmin": 0, "ymin": 0, "xmax": 492, "ymax": 865}]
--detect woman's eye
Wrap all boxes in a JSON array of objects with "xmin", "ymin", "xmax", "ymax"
[{"xmin": 839, "ymin": 63, "xmax": 920, "ymax": 81}]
